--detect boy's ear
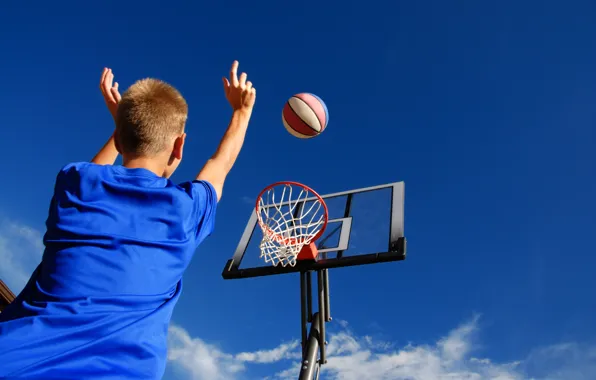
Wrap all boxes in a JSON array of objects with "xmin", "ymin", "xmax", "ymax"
[{"xmin": 172, "ymin": 133, "xmax": 186, "ymax": 160}]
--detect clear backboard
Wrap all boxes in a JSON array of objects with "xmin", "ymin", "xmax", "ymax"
[{"xmin": 222, "ymin": 181, "xmax": 406, "ymax": 279}]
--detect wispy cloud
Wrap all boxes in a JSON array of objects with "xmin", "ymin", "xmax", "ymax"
[
  {"xmin": 523, "ymin": 342, "xmax": 596, "ymax": 380},
  {"xmin": 241, "ymin": 196, "xmax": 254, "ymax": 206},
  {"xmin": 0, "ymin": 218, "xmax": 44, "ymax": 294},
  {"xmin": 167, "ymin": 324, "xmax": 300, "ymax": 380},
  {"xmin": 167, "ymin": 325, "xmax": 247, "ymax": 380},
  {"xmin": 168, "ymin": 315, "xmax": 596, "ymax": 380},
  {"xmin": 236, "ymin": 341, "xmax": 301, "ymax": 363},
  {"xmin": 304, "ymin": 315, "xmax": 524, "ymax": 380}
]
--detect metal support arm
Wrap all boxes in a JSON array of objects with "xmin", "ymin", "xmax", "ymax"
[
  {"xmin": 298, "ymin": 268, "xmax": 331, "ymax": 379},
  {"xmin": 298, "ymin": 312, "xmax": 321, "ymax": 380}
]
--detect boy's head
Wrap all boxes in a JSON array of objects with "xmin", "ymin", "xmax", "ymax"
[{"xmin": 115, "ymin": 78, "xmax": 188, "ymax": 178}]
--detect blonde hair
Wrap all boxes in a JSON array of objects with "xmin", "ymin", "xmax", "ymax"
[{"xmin": 116, "ymin": 78, "xmax": 188, "ymax": 156}]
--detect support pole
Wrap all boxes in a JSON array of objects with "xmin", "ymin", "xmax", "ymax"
[
  {"xmin": 298, "ymin": 267, "xmax": 332, "ymax": 378},
  {"xmin": 298, "ymin": 312, "xmax": 321, "ymax": 380},
  {"xmin": 323, "ymin": 269, "xmax": 331, "ymax": 322},
  {"xmin": 306, "ymin": 271, "xmax": 313, "ymax": 323},
  {"xmin": 300, "ymin": 271, "xmax": 308, "ymax": 355},
  {"xmin": 317, "ymin": 270, "xmax": 327, "ymax": 364}
]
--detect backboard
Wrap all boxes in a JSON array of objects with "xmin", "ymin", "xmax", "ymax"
[{"xmin": 222, "ymin": 181, "xmax": 406, "ymax": 279}]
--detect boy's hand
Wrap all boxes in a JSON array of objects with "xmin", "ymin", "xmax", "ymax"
[
  {"xmin": 92, "ymin": 68, "xmax": 122, "ymax": 166},
  {"xmin": 222, "ymin": 61, "xmax": 256, "ymax": 112},
  {"xmin": 100, "ymin": 67, "xmax": 122, "ymax": 120}
]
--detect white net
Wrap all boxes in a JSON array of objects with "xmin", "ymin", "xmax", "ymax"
[{"xmin": 257, "ymin": 183, "xmax": 328, "ymax": 267}]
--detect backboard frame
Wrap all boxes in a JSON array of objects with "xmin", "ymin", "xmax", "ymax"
[{"xmin": 222, "ymin": 181, "xmax": 406, "ymax": 280}]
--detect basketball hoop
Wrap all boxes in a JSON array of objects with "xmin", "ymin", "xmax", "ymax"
[{"xmin": 255, "ymin": 181, "xmax": 328, "ymax": 267}]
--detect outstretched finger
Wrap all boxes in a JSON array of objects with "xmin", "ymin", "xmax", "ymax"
[
  {"xmin": 102, "ymin": 69, "xmax": 112, "ymax": 90},
  {"xmin": 246, "ymin": 81, "xmax": 253, "ymax": 91},
  {"xmin": 103, "ymin": 70, "xmax": 116, "ymax": 102},
  {"xmin": 239, "ymin": 72, "xmax": 247, "ymax": 88},
  {"xmin": 100, "ymin": 67, "xmax": 109, "ymax": 90},
  {"xmin": 111, "ymin": 82, "xmax": 121, "ymax": 103},
  {"xmin": 222, "ymin": 77, "xmax": 230, "ymax": 95},
  {"xmin": 230, "ymin": 60, "xmax": 239, "ymax": 87}
]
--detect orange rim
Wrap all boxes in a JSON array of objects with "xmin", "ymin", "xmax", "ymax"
[{"xmin": 255, "ymin": 181, "xmax": 329, "ymax": 246}]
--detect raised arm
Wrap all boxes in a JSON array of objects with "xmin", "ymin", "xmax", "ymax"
[
  {"xmin": 91, "ymin": 68, "xmax": 122, "ymax": 165},
  {"xmin": 196, "ymin": 61, "xmax": 256, "ymax": 201}
]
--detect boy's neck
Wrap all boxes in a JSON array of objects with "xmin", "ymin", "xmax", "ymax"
[{"xmin": 122, "ymin": 156, "xmax": 167, "ymax": 178}]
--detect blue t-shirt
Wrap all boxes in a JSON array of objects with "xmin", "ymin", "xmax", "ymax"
[{"xmin": 0, "ymin": 162, "xmax": 217, "ymax": 379}]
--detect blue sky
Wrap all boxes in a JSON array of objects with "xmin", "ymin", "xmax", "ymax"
[{"xmin": 1, "ymin": 1, "xmax": 596, "ymax": 379}]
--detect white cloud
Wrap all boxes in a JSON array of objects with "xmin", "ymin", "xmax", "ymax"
[
  {"xmin": 236, "ymin": 341, "xmax": 301, "ymax": 363},
  {"xmin": 167, "ymin": 325, "xmax": 247, "ymax": 380},
  {"xmin": 167, "ymin": 324, "xmax": 302, "ymax": 380},
  {"xmin": 523, "ymin": 342, "xmax": 596, "ymax": 380},
  {"xmin": 241, "ymin": 196, "xmax": 254, "ymax": 206},
  {"xmin": 311, "ymin": 316, "xmax": 522, "ymax": 380},
  {"xmin": 169, "ymin": 316, "xmax": 596, "ymax": 380},
  {"xmin": 0, "ymin": 218, "xmax": 44, "ymax": 294}
]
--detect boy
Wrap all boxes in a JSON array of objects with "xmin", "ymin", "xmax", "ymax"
[{"xmin": 0, "ymin": 61, "xmax": 255, "ymax": 379}]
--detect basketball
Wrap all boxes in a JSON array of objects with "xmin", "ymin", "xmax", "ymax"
[{"xmin": 282, "ymin": 93, "xmax": 329, "ymax": 139}]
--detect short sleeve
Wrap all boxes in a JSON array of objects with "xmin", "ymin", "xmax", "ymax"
[
  {"xmin": 189, "ymin": 180, "xmax": 218, "ymax": 244},
  {"xmin": 50, "ymin": 162, "xmax": 91, "ymax": 207},
  {"xmin": 55, "ymin": 162, "xmax": 90, "ymax": 187}
]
